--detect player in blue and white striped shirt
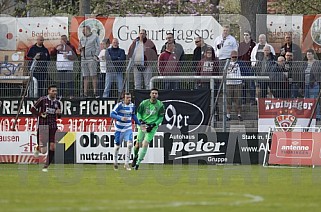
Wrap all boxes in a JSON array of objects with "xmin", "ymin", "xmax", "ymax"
[{"xmin": 110, "ymin": 93, "xmax": 141, "ymax": 170}]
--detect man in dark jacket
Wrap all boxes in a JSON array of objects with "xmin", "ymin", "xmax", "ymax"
[
  {"xmin": 256, "ymin": 45, "xmax": 276, "ymax": 98},
  {"xmin": 27, "ymin": 35, "xmax": 50, "ymax": 97},
  {"xmin": 103, "ymin": 38, "xmax": 126, "ymax": 98},
  {"xmin": 280, "ymin": 33, "xmax": 302, "ymax": 61},
  {"xmin": 128, "ymin": 29, "xmax": 157, "ymax": 90}
]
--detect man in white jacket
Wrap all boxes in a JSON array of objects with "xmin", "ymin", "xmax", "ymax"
[{"xmin": 251, "ymin": 34, "xmax": 275, "ymax": 67}]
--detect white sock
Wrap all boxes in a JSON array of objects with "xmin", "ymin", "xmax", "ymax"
[
  {"xmin": 114, "ymin": 145, "xmax": 120, "ymax": 164},
  {"xmin": 126, "ymin": 142, "xmax": 133, "ymax": 165},
  {"xmin": 227, "ymin": 114, "xmax": 230, "ymax": 118}
]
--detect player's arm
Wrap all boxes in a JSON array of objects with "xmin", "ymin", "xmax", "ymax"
[
  {"xmin": 136, "ymin": 101, "xmax": 144, "ymax": 121},
  {"xmin": 30, "ymin": 97, "xmax": 42, "ymax": 117},
  {"xmin": 131, "ymin": 106, "xmax": 141, "ymax": 125},
  {"xmin": 110, "ymin": 103, "xmax": 126, "ymax": 122}
]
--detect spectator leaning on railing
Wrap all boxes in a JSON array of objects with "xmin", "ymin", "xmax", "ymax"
[
  {"xmin": 26, "ymin": 35, "xmax": 51, "ymax": 97},
  {"xmin": 51, "ymin": 35, "xmax": 77, "ymax": 98}
]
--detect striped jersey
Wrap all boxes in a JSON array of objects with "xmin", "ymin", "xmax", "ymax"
[
  {"xmin": 110, "ymin": 102, "xmax": 140, "ymax": 132},
  {"xmin": 30, "ymin": 96, "xmax": 61, "ymax": 129}
]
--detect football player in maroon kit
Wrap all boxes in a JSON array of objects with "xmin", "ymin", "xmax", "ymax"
[{"xmin": 30, "ymin": 85, "xmax": 62, "ymax": 172}]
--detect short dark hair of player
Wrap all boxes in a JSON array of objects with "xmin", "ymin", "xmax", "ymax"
[
  {"xmin": 124, "ymin": 92, "xmax": 131, "ymax": 96},
  {"xmin": 150, "ymin": 88, "xmax": 159, "ymax": 93},
  {"xmin": 48, "ymin": 84, "xmax": 57, "ymax": 91}
]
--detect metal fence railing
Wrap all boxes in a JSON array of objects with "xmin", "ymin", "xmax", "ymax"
[{"xmin": 0, "ymin": 60, "xmax": 320, "ymax": 101}]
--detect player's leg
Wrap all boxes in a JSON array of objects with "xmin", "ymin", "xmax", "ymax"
[
  {"xmin": 135, "ymin": 127, "xmax": 157, "ymax": 170},
  {"xmin": 132, "ymin": 128, "xmax": 143, "ymax": 167},
  {"xmin": 123, "ymin": 131, "xmax": 133, "ymax": 170},
  {"xmin": 36, "ymin": 125, "xmax": 49, "ymax": 157},
  {"xmin": 42, "ymin": 128, "xmax": 57, "ymax": 172},
  {"xmin": 113, "ymin": 131, "xmax": 122, "ymax": 170}
]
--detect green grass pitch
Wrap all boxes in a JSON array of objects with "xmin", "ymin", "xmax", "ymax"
[{"xmin": 0, "ymin": 164, "xmax": 320, "ymax": 212}]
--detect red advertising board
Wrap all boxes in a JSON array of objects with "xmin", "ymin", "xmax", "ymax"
[
  {"xmin": 0, "ymin": 117, "xmax": 113, "ymax": 132},
  {"xmin": 269, "ymin": 132, "xmax": 321, "ymax": 166}
]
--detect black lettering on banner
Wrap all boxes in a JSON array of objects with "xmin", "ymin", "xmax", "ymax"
[
  {"xmin": 0, "ymin": 98, "xmax": 117, "ymax": 117},
  {"xmin": 79, "ymin": 133, "xmax": 114, "ymax": 148}
]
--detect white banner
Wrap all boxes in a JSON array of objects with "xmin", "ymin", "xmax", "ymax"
[
  {"xmin": 0, "ymin": 131, "xmax": 37, "ymax": 155},
  {"xmin": 112, "ymin": 16, "xmax": 221, "ymax": 54},
  {"xmin": 76, "ymin": 132, "xmax": 164, "ymax": 164},
  {"xmin": 17, "ymin": 17, "xmax": 69, "ymax": 51}
]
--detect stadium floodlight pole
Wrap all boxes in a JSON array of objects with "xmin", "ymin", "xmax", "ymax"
[
  {"xmin": 107, "ymin": 58, "xmax": 134, "ymax": 132},
  {"xmin": 11, "ymin": 58, "xmax": 38, "ymax": 131}
]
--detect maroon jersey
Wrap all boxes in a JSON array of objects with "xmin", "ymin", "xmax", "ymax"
[{"xmin": 30, "ymin": 96, "xmax": 61, "ymax": 129}]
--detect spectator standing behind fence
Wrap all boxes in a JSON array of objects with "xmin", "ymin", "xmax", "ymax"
[
  {"xmin": 269, "ymin": 56, "xmax": 290, "ymax": 98},
  {"xmin": 160, "ymin": 33, "xmax": 184, "ymax": 61},
  {"xmin": 98, "ymin": 38, "xmax": 110, "ymax": 97},
  {"xmin": 214, "ymin": 25, "xmax": 238, "ymax": 62},
  {"xmin": 78, "ymin": 25, "xmax": 100, "ymax": 97},
  {"xmin": 238, "ymin": 30, "xmax": 256, "ymax": 105},
  {"xmin": 158, "ymin": 43, "xmax": 179, "ymax": 90},
  {"xmin": 27, "ymin": 35, "xmax": 50, "ymax": 97},
  {"xmin": 128, "ymin": 29, "xmax": 158, "ymax": 90},
  {"xmin": 103, "ymin": 38, "xmax": 126, "ymax": 98},
  {"xmin": 197, "ymin": 47, "xmax": 220, "ymax": 120},
  {"xmin": 302, "ymin": 49, "xmax": 321, "ymax": 119},
  {"xmin": 226, "ymin": 50, "xmax": 243, "ymax": 121},
  {"xmin": 51, "ymin": 35, "xmax": 77, "ymax": 98},
  {"xmin": 192, "ymin": 36, "xmax": 215, "ymax": 64},
  {"xmin": 257, "ymin": 46, "xmax": 276, "ymax": 98},
  {"xmin": 283, "ymin": 51, "xmax": 301, "ymax": 98},
  {"xmin": 280, "ymin": 33, "xmax": 302, "ymax": 61},
  {"xmin": 251, "ymin": 34, "xmax": 275, "ymax": 67},
  {"xmin": 196, "ymin": 47, "xmax": 219, "ymax": 89}
]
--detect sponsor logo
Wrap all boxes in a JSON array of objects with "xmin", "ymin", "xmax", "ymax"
[
  {"xmin": 170, "ymin": 139, "xmax": 225, "ymax": 160},
  {"xmin": 163, "ymin": 100, "xmax": 204, "ymax": 133},
  {"xmin": 274, "ymin": 115, "xmax": 297, "ymax": 132},
  {"xmin": 276, "ymin": 138, "xmax": 313, "ymax": 158}
]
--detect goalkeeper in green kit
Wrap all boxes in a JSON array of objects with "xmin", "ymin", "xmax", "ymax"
[{"xmin": 132, "ymin": 88, "xmax": 165, "ymax": 170}]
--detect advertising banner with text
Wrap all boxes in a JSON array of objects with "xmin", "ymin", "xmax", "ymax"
[
  {"xmin": 70, "ymin": 16, "xmax": 221, "ymax": 54},
  {"xmin": 269, "ymin": 131, "xmax": 321, "ymax": 166},
  {"xmin": 0, "ymin": 98, "xmax": 117, "ymax": 131},
  {"xmin": 258, "ymin": 98, "xmax": 316, "ymax": 132}
]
